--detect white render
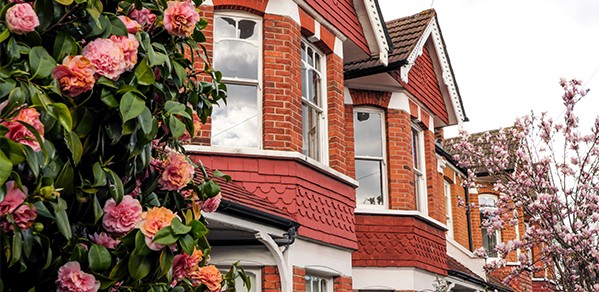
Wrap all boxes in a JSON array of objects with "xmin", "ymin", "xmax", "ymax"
[{"xmin": 353, "ymin": 267, "xmax": 441, "ymax": 291}]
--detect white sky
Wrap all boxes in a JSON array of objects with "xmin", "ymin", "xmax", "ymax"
[{"xmin": 378, "ymin": 0, "xmax": 599, "ymax": 137}]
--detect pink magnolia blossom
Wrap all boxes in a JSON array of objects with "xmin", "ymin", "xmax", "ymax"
[
  {"xmin": 201, "ymin": 192, "xmax": 221, "ymax": 213},
  {"xmin": 82, "ymin": 38, "xmax": 126, "ymax": 80},
  {"xmin": 52, "ymin": 55, "xmax": 96, "ymax": 97},
  {"xmin": 3, "ymin": 107, "xmax": 45, "ymax": 151},
  {"xmin": 158, "ymin": 151, "xmax": 195, "ymax": 191},
  {"xmin": 163, "ymin": 1, "xmax": 200, "ymax": 37},
  {"xmin": 90, "ymin": 232, "xmax": 120, "ymax": 249},
  {"xmin": 5, "ymin": 3, "xmax": 39, "ymax": 34},
  {"xmin": 109, "ymin": 34, "xmax": 139, "ymax": 71},
  {"xmin": 118, "ymin": 15, "xmax": 142, "ymax": 34},
  {"xmin": 0, "ymin": 181, "xmax": 26, "ymax": 215},
  {"xmin": 56, "ymin": 261, "xmax": 100, "ymax": 292},
  {"xmin": 102, "ymin": 195, "xmax": 142, "ymax": 235}
]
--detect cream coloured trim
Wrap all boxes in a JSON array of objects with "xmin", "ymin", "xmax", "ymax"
[
  {"xmin": 354, "ymin": 209, "xmax": 448, "ymax": 231},
  {"xmin": 265, "ymin": 0, "xmax": 301, "ymax": 24}
]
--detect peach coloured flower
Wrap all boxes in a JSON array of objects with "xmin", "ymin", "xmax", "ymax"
[
  {"xmin": 56, "ymin": 261, "xmax": 100, "ymax": 292},
  {"xmin": 109, "ymin": 34, "xmax": 139, "ymax": 71},
  {"xmin": 11, "ymin": 204, "xmax": 36, "ymax": 230},
  {"xmin": 163, "ymin": 1, "xmax": 200, "ymax": 37},
  {"xmin": 82, "ymin": 38, "xmax": 126, "ymax": 80},
  {"xmin": 197, "ymin": 265, "xmax": 222, "ymax": 291},
  {"xmin": 5, "ymin": 4, "xmax": 39, "ymax": 35},
  {"xmin": 0, "ymin": 181, "xmax": 26, "ymax": 216},
  {"xmin": 118, "ymin": 15, "xmax": 142, "ymax": 34},
  {"xmin": 90, "ymin": 232, "xmax": 120, "ymax": 249},
  {"xmin": 129, "ymin": 7, "xmax": 156, "ymax": 30},
  {"xmin": 158, "ymin": 151, "xmax": 195, "ymax": 191},
  {"xmin": 201, "ymin": 192, "xmax": 221, "ymax": 213},
  {"xmin": 3, "ymin": 108, "xmax": 44, "ymax": 151},
  {"xmin": 102, "ymin": 195, "xmax": 142, "ymax": 235},
  {"xmin": 137, "ymin": 206, "xmax": 177, "ymax": 250},
  {"xmin": 52, "ymin": 55, "xmax": 96, "ymax": 97},
  {"xmin": 171, "ymin": 248, "xmax": 204, "ymax": 287}
]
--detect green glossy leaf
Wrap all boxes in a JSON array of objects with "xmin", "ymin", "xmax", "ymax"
[
  {"xmin": 9, "ymin": 230, "xmax": 22, "ymax": 267},
  {"xmin": 135, "ymin": 57, "xmax": 155, "ymax": 86},
  {"xmin": 159, "ymin": 248, "xmax": 174, "ymax": 277},
  {"xmin": 108, "ymin": 15, "xmax": 127, "ymax": 37},
  {"xmin": 190, "ymin": 220, "xmax": 208, "ymax": 239},
  {"xmin": 128, "ymin": 253, "xmax": 151, "ymax": 280},
  {"xmin": 0, "ymin": 28, "xmax": 10, "ymax": 43},
  {"xmin": 0, "ymin": 150, "xmax": 13, "ymax": 187},
  {"xmin": 53, "ymin": 31, "xmax": 78, "ymax": 61},
  {"xmin": 88, "ymin": 244, "xmax": 111, "ymax": 272},
  {"xmin": 92, "ymin": 162, "xmax": 106, "ymax": 187},
  {"xmin": 0, "ymin": 79, "xmax": 16, "ymax": 99},
  {"xmin": 100, "ymin": 89, "xmax": 118, "ymax": 107},
  {"xmin": 213, "ymin": 169, "xmax": 231, "ymax": 182},
  {"xmin": 54, "ymin": 0, "xmax": 73, "ymax": 6},
  {"xmin": 55, "ymin": 160, "xmax": 74, "ymax": 195},
  {"xmin": 64, "ymin": 130, "xmax": 82, "ymax": 164},
  {"xmin": 3, "ymin": 138, "xmax": 25, "ymax": 165},
  {"xmin": 164, "ymin": 101, "xmax": 188, "ymax": 117},
  {"xmin": 171, "ymin": 218, "xmax": 191, "ymax": 235},
  {"xmin": 153, "ymin": 226, "xmax": 178, "ymax": 245},
  {"xmin": 138, "ymin": 106, "xmax": 153, "ymax": 135},
  {"xmin": 119, "ymin": 92, "xmax": 145, "ymax": 124},
  {"xmin": 23, "ymin": 141, "xmax": 39, "ymax": 178},
  {"xmin": 109, "ymin": 259, "xmax": 128, "ymax": 279},
  {"xmin": 47, "ymin": 103, "xmax": 73, "ymax": 132},
  {"xmin": 179, "ymin": 234, "xmax": 194, "ymax": 255},
  {"xmin": 107, "ymin": 169, "xmax": 123, "ymax": 203},
  {"xmin": 172, "ymin": 61, "xmax": 186, "ymax": 86},
  {"xmin": 34, "ymin": 0, "xmax": 53, "ymax": 30},
  {"xmin": 93, "ymin": 194, "xmax": 103, "ymax": 224},
  {"xmin": 54, "ymin": 198, "xmax": 72, "ymax": 240},
  {"xmin": 29, "ymin": 47, "xmax": 57, "ymax": 79},
  {"xmin": 168, "ymin": 115, "xmax": 185, "ymax": 139},
  {"xmin": 33, "ymin": 201, "xmax": 53, "ymax": 219},
  {"xmin": 204, "ymin": 180, "xmax": 220, "ymax": 198}
]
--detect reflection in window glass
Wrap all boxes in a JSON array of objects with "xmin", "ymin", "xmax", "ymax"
[
  {"xmin": 354, "ymin": 110, "xmax": 386, "ymax": 207},
  {"xmin": 211, "ymin": 84, "xmax": 258, "ymax": 147},
  {"xmin": 412, "ymin": 127, "xmax": 426, "ymax": 212},
  {"xmin": 479, "ymin": 195, "xmax": 500, "ymax": 257},
  {"xmin": 220, "ymin": 270, "xmax": 257, "ymax": 292},
  {"xmin": 305, "ymin": 275, "xmax": 328, "ymax": 292},
  {"xmin": 301, "ymin": 41, "xmax": 324, "ymax": 161},
  {"xmin": 212, "ymin": 14, "xmax": 261, "ymax": 148}
]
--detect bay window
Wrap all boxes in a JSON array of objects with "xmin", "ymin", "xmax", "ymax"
[
  {"xmin": 212, "ymin": 13, "xmax": 261, "ymax": 147},
  {"xmin": 354, "ymin": 108, "xmax": 387, "ymax": 207},
  {"xmin": 412, "ymin": 125, "xmax": 427, "ymax": 213},
  {"xmin": 301, "ymin": 41, "xmax": 326, "ymax": 161}
]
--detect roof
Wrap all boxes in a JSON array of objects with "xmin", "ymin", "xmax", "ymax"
[
  {"xmin": 344, "ymin": 9, "xmax": 435, "ymax": 74},
  {"xmin": 444, "ymin": 127, "xmax": 521, "ymax": 175},
  {"xmin": 447, "ymin": 256, "xmax": 514, "ymax": 292}
]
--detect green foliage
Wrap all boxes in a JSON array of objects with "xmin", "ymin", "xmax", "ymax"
[{"xmin": 0, "ymin": 0, "xmax": 247, "ymax": 290}]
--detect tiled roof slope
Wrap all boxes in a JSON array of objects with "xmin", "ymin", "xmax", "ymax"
[
  {"xmin": 344, "ymin": 9, "xmax": 435, "ymax": 74},
  {"xmin": 447, "ymin": 256, "xmax": 513, "ymax": 292}
]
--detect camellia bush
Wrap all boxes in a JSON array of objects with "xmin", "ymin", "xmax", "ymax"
[
  {"xmin": 453, "ymin": 79, "xmax": 599, "ymax": 291},
  {"xmin": 0, "ymin": 0, "xmax": 248, "ymax": 290}
]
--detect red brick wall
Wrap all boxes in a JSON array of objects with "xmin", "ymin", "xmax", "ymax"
[
  {"xmin": 386, "ymin": 109, "xmax": 416, "ymax": 210},
  {"xmin": 344, "ymin": 104, "xmax": 356, "ymax": 179},
  {"xmin": 292, "ymin": 267, "xmax": 306, "ymax": 292},
  {"xmin": 195, "ymin": 5, "xmax": 215, "ymax": 145},
  {"xmin": 353, "ymin": 214, "xmax": 448, "ymax": 275},
  {"xmin": 424, "ymin": 130, "xmax": 443, "ymax": 222},
  {"xmin": 213, "ymin": 0, "xmax": 268, "ymax": 15},
  {"xmin": 263, "ymin": 266, "xmax": 281, "ymax": 292},
  {"xmin": 333, "ymin": 276, "xmax": 352, "ymax": 292},
  {"xmin": 491, "ymin": 266, "xmax": 533, "ymax": 292},
  {"xmin": 327, "ymin": 53, "xmax": 349, "ymax": 175},
  {"xmin": 533, "ymin": 280, "xmax": 557, "ymax": 292},
  {"xmin": 262, "ymin": 13, "xmax": 303, "ymax": 152},
  {"xmin": 449, "ymin": 175, "xmax": 471, "ymax": 250}
]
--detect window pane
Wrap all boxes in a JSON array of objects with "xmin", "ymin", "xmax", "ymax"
[
  {"xmin": 214, "ymin": 17, "xmax": 236, "ymax": 39},
  {"xmin": 302, "ymin": 103, "xmax": 319, "ymax": 159},
  {"xmin": 238, "ymin": 19, "xmax": 257, "ymax": 40},
  {"xmin": 305, "ymin": 69, "xmax": 319, "ymax": 104},
  {"xmin": 307, "ymin": 47, "xmax": 314, "ymax": 65},
  {"xmin": 354, "ymin": 111, "xmax": 383, "ymax": 157},
  {"xmin": 214, "ymin": 40, "xmax": 259, "ymax": 80},
  {"xmin": 412, "ymin": 129, "xmax": 420, "ymax": 169},
  {"xmin": 211, "ymin": 84, "xmax": 258, "ymax": 147},
  {"xmin": 356, "ymin": 159, "xmax": 384, "ymax": 205},
  {"xmin": 302, "ymin": 66, "xmax": 308, "ymax": 100}
]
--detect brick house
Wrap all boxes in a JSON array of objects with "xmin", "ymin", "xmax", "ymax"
[{"xmin": 185, "ymin": 1, "xmax": 550, "ymax": 291}]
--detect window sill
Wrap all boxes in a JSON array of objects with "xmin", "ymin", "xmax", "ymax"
[
  {"xmin": 354, "ymin": 208, "xmax": 448, "ymax": 231},
  {"xmin": 184, "ymin": 144, "xmax": 358, "ymax": 187}
]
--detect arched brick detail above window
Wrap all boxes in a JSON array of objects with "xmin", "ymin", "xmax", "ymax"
[
  {"xmin": 213, "ymin": 0, "xmax": 268, "ymax": 15},
  {"xmin": 349, "ymin": 89, "xmax": 391, "ymax": 108}
]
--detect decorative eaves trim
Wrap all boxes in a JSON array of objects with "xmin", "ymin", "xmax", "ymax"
[
  {"xmin": 363, "ymin": 0, "xmax": 389, "ymax": 65},
  {"xmin": 400, "ymin": 17, "xmax": 467, "ymax": 124}
]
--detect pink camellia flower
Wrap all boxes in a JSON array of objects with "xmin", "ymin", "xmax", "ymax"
[
  {"xmin": 3, "ymin": 108, "xmax": 45, "ymax": 152},
  {"xmin": 196, "ymin": 265, "xmax": 222, "ymax": 292},
  {"xmin": 158, "ymin": 151, "xmax": 195, "ymax": 191},
  {"xmin": 5, "ymin": 3, "xmax": 39, "ymax": 35},
  {"xmin": 171, "ymin": 248, "xmax": 204, "ymax": 287},
  {"xmin": 102, "ymin": 195, "xmax": 142, "ymax": 235},
  {"xmin": 52, "ymin": 55, "xmax": 96, "ymax": 97},
  {"xmin": 82, "ymin": 38, "xmax": 126, "ymax": 80},
  {"xmin": 129, "ymin": 7, "xmax": 156, "ymax": 30},
  {"xmin": 90, "ymin": 232, "xmax": 120, "ymax": 249},
  {"xmin": 201, "ymin": 192, "xmax": 222, "ymax": 213},
  {"xmin": 0, "ymin": 181, "xmax": 26, "ymax": 216},
  {"xmin": 11, "ymin": 204, "xmax": 36, "ymax": 230},
  {"xmin": 136, "ymin": 206, "xmax": 177, "ymax": 250},
  {"xmin": 109, "ymin": 34, "xmax": 139, "ymax": 71},
  {"xmin": 163, "ymin": 1, "xmax": 200, "ymax": 37},
  {"xmin": 56, "ymin": 261, "xmax": 100, "ymax": 292},
  {"xmin": 118, "ymin": 15, "xmax": 142, "ymax": 34}
]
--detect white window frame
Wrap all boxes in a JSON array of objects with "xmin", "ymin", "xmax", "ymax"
[
  {"xmin": 218, "ymin": 267, "xmax": 261, "ymax": 292},
  {"xmin": 300, "ymin": 39, "xmax": 328, "ymax": 164},
  {"xmin": 412, "ymin": 124, "xmax": 427, "ymax": 214},
  {"xmin": 444, "ymin": 180, "xmax": 454, "ymax": 238},
  {"xmin": 305, "ymin": 273, "xmax": 333, "ymax": 292},
  {"xmin": 479, "ymin": 193, "xmax": 501, "ymax": 259},
  {"xmin": 211, "ymin": 11, "xmax": 263, "ymax": 148},
  {"xmin": 354, "ymin": 107, "xmax": 388, "ymax": 209}
]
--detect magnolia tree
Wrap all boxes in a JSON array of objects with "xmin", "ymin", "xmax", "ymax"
[
  {"xmin": 452, "ymin": 79, "xmax": 599, "ymax": 291},
  {"xmin": 0, "ymin": 0, "xmax": 248, "ymax": 290}
]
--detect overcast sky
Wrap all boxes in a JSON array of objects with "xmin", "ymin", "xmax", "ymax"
[{"xmin": 378, "ymin": 0, "xmax": 599, "ymax": 137}]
